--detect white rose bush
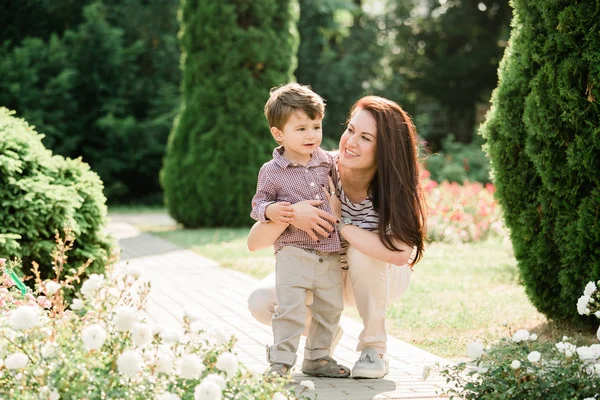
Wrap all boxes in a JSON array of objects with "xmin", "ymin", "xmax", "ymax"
[
  {"xmin": 0, "ymin": 235, "xmax": 312, "ymax": 399},
  {"xmin": 424, "ymin": 280, "xmax": 600, "ymax": 399}
]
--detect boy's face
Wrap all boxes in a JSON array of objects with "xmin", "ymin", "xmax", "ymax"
[{"xmin": 271, "ymin": 110, "xmax": 323, "ymax": 163}]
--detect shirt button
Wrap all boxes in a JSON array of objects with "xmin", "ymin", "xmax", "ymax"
[
  {"xmin": 318, "ymin": 258, "xmax": 324, "ymax": 263},
  {"xmin": 314, "ymin": 194, "xmax": 320, "ymax": 199},
  {"xmin": 310, "ymin": 182, "xmax": 316, "ymax": 187}
]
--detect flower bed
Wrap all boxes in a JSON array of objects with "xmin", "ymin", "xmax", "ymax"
[
  {"xmin": 0, "ymin": 234, "xmax": 311, "ymax": 400},
  {"xmin": 424, "ymin": 281, "xmax": 600, "ymax": 399},
  {"xmin": 421, "ymin": 170, "xmax": 507, "ymax": 243}
]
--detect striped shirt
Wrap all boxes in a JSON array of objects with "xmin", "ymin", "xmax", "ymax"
[
  {"xmin": 251, "ymin": 146, "xmax": 341, "ymax": 254},
  {"xmin": 333, "ymin": 154, "xmax": 379, "ymax": 269}
]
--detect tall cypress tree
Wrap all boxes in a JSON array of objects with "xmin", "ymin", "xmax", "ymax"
[
  {"xmin": 480, "ymin": 0, "xmax": 599, "ymax": 325},
  {"xmin": 162, "ymin": 1, "xmax": 299, "ymax": 227}
]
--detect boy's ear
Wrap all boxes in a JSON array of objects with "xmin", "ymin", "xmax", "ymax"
[{"xmin": 270, "ymin": 126, "xmax": 283, "ymax": 143}]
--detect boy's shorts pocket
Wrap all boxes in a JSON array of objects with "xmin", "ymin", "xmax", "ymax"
[{"xmin": 327, "ymin": 262, "xmax": 342, "ymax": 286}]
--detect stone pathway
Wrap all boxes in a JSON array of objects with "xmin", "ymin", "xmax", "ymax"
[{"xmin": 107, "ymin": 213, "xmax": 451, "ymax": 400}]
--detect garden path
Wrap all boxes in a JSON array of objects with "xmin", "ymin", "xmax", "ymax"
[{"xmin": 106, "ymin": 212, "xmax": 450, "ymax": 400}]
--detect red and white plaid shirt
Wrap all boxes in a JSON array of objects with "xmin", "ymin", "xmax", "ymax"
[{"xmin": 251, "ymin": 146, "xmax": 341, "ymax": 254}]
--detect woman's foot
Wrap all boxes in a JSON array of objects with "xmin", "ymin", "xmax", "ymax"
[
  {"xmin": 351, "ymin": 347, "xmax": 389, "ymax": 379},
  {"xmin": 301, "ymin": 356, "xmax": 351, "ymax": 378}
]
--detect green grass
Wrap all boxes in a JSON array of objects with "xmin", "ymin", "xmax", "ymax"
[{"xmin": 142, "ymin": 224, "xmax": 596, "ymax": 359}]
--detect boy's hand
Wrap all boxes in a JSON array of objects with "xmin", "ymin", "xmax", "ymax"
[{"xmin": 265, "ymin": 202, "xmax": 295, "ymax": 224}]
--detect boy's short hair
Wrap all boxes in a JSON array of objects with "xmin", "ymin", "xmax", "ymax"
[{"xmin": 264, "ymin": 83, "xmax": 325, "ymax": 129}]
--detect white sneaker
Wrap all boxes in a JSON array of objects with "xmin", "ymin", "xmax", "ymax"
[
  {"xmin": 351, "ymin": 347, "xmax": 389, "ymax": 379},
  {"xmin": 330, "ymin": 325, "xmax": 344, "ymax": 357}
]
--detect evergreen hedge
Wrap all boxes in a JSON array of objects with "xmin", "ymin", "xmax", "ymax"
[
  {"xmin": 0, "ymin": 108, "xmax": 114, "ymax": 281},
  {"xmin": 162, "ymin": 0, "xmax": 298, "ymax": 227},
  {"xmin": 480, "ymin": 0, "xmax": 599, "ymax": 325}
]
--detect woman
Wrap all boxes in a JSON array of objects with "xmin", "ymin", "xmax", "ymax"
[{"xmin": 247, "ymin": 96, "xmax": 426, "ymax": 379}]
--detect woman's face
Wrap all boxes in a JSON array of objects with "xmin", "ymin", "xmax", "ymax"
[{"xmin": 338, "ymin": 108, "xmax": 377, "ymax": 173}]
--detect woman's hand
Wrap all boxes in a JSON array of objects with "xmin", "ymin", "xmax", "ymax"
[
  {"xmin": 323, "ymin": 176, "xmax": 342, "ymax": 221},
  {"xmin": 290, "ymin": 200, "xmax": 337, "ymax": 241}
]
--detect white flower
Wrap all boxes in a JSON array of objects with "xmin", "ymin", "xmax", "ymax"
[
  {"xmin": 562, "ymin": 336, "xmax": 570, "ymax": 342},
  {"xmin": 82, "ymin": 324, "xmax": 107, "ymax": 351},
  {"xmin": 527, "ymin": 351, "xmax": 541, "ymax": 363},
  {"xmin": 578, "ymin": 295, "xmax": 591, "ymax": 315},
  {"xmin": 44, "ymin": 281, "xmax": 62, "ymax": 296},
  {"xmin": 512, "ymin": 329, "xmax": 530, "ymax": 343},
  {"xmin": 577, "ymin": 346, "xmax": 598, "ymax": 362},
  {"xmin": 598, "ymin": 326, "xmax": 600, "ymax": 342},
  {"xmin": 153, "ymin": 351, "xmax": 173, "ymax": 374},
  {"xmin": 156, "ymin": 393, "xmax": 181, "ymax": 400},
  {"xmin": 208, "ymin": 326, "xmax": 231, "ymax": 345},
  {"xmin": 126, "ymin": 265, "xmax": 144, "ymax": 279},
  {"xmin": 194, "ymin": 380, "xmax": 222, "ymax": 400},
  {"xmin": 132, "ymin": 324, "xmax": 153, "ymax": 346},
  {"xmin": 160, "ymin": 329, "xmax": 181, "ymax": 343},
  {"xmin": 529, "ymin": 333, "xmax": 538, "ymax": 341},
  {"xmin": 70, "ymin": 298, "xmax": 85, "ymax": 311},
  {"xmin": 33, "ymin": 367, "xmax": 45, "ymax": 377},
  {"xmin": 177, "ymin": 354, "xmax": 206, "ymax": 379},
  {"xmin": 9, "ymin": 306, "xmax": 39, "ymax": 330},
  {"xmin": 113, "ymin": 306, "xmax": 139, "ymax": 332},
  {"xmin": 510, "ymin": 360, "xmax": 521, "ymax": 370},
  {"xmin": 117, "ymin": 350, "xmax": 143, "ymax": 377},
  {"xmin": 594, "ymin": 364, "xmax": 600, "ymax": 376},
  {"xmin": 584, "ymin": 281, "xmax": 597, "ymax": 296},
  {"xmin": 184, "ymin": 308, "xmax": 201, "ymax": 322},
  {"xmin": 595, "ymin": 311, "xmax": 600, "ymax": 319},
  {"xmin": 556, "ymin": 341, "xmax": 576, "ymax": 358},
  {"xmin": 467, "ymin": 341, "xmax": 485, "ymax": 360},
  {"xmin": 39, "ymin": 386, "xmax": 60, "ymax": 400},
  {"xmin": 5, "ymin": 352, "xmax": 28, "ymax": 369},
  {"xmin": 272, "ymin": 394, "xmax": 287, "ymax": 400},
  {"xmin": 41, "ymin": 343, "xmax": 57, "ymax": 359},
  {"xmin": 300, "ymin": 380, "xmax": 315, "ymax": 391},
  {"xmin": 583, "ymin": 398, "xmax": 595, "ymax": 400},
  {"xmin": 80, "ymin": 274, "xmax": 104, "ymax": 298},
  {"xmin": 203, "ymin": 374, "xmax": 226, "ymax": 390},
  {"xmin": 421, "ymin": 364, "xmax": 431, "ymax": 380},
  {"xmin": 216, "ymin": 352, "xmax": 238, "ymax": 377}
]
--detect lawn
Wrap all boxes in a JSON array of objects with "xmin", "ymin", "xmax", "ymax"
[{"xmin": 120, "ymin": 213, "xmax": 595, "ymax": 359}]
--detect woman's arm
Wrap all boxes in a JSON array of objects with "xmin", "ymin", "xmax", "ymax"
[
  {"xmin": 338, "ymin": 225, "xmax": 414, "ymax": 266},
  {"xmin": 246, "ymin": 221, "xmax": 289, "ymax": 251}
]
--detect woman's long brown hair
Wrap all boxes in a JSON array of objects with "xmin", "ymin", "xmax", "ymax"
[{"xmin": 349, "ymin": 96, "xmax": 427, "ymax": 265}]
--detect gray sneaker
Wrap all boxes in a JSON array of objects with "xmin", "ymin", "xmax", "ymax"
[{"xmin": 351, "ymin": 347, "xmax": 389, "ymax": 379}]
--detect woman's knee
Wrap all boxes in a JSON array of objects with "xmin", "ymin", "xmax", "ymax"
[{"xmin": 247, "ymin": 287, "xmax": 276, "ymax": 326}]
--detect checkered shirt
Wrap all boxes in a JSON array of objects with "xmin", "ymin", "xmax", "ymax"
[{"xmin": 251, "ymin": 146, "xmax": 341, "ymax": 254}]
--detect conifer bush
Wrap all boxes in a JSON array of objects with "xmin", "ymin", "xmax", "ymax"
[
  {"xmin": 0, "ymin": 108, "xmax": 113, "ymax": 281},
  {"xmin": 480, "ymin": 0, "xmax": 599, "ymax": 325},
  {"xmin": 162, "ymin": 0, "xmax": 298, "ymax": 227}
]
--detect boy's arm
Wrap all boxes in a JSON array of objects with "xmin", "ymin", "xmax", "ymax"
[{"xmin": 250, "ymin": 165, "xmax": 277, "ymax": 222}]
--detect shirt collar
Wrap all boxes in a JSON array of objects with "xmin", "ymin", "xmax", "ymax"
[{"xmin": 272, "ymin": 146, "xmax": 330, "ymax": 168}]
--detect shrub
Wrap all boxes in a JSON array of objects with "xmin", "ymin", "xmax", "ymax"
[
  {"xmin": 427, "ymin": 281, "xmax": 600, "ymax": 399},
  {"xmin": 0, "ymin": 248, "xmax": 313, "ymax": 399},
  {"xmin": 424, "ymin": 135, "xmax": 491, "ymax": 184},
  {"xmin": 161, "ymin": 0, "xmax": 299, "ymax": 227},
  {"xmin": 480, "ymin": 0, "xmax": 600, "ymax": 325},
  {"xmin": 0, "ymin": 108, "xmax": 113, "ymax": 281}
]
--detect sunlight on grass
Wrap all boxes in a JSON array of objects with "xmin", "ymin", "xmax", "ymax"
[{"xmin": 147, "ymin": 226, "xmax": 596, "ymax": 359}]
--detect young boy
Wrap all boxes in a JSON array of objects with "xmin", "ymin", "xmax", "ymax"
[{"xmin": 250, "ymin": 83, "xmax": 350, "ymax": 378}]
